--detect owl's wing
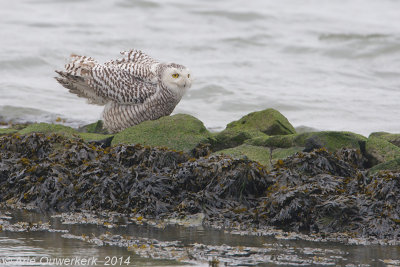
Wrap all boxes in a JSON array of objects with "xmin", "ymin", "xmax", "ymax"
[
  {"xmin": 89, "ymin": 64, "xmax": 158, "ymax": 104},
  {"xmin": 56, "ymin": 54, "xmax": 158, "ymax": 105},
  {"xmin": 104, "ymin": 49, "xmax": 160, "ymax": 83}
]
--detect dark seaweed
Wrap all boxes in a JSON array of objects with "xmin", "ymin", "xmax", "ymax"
[{"xmin": 0, "ymin": 133, "xmax": 399, "ymax": 239}]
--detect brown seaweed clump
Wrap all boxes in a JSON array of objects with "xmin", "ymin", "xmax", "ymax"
[{"xmin": 0, "ymin": 133, "xmax": 399, "ymax": 240}]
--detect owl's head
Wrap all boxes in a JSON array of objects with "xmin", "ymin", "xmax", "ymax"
[{"xmin": 160, "ymin": 63, "xmax": 192, "ymax": 97}]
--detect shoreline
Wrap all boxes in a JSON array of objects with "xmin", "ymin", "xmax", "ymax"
[{"xmin": 0, "ymin": 108, "xmax": 399, "ymax": 246}]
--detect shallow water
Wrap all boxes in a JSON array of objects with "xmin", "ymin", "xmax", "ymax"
[
  {"xmin": 1, "ymin": 210, "xmax": 400, "ymax": 266},
  {"xmin": 0, "ymin": 0, "xmax": 400, "ymax": 135}
]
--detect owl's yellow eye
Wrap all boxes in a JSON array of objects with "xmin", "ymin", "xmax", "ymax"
[{"xmin": 172, "ymin": 73, "xmax": 179, "ymax": 78}]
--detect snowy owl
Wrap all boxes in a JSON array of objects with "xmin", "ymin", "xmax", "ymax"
[{"xmin": 55, "ymin": 50, "xmax": 192, "ymax": 133}]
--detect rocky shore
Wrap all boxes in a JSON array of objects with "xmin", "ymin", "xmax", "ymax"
[{"xmin": 0, "ymin": 108, "xmax": 399, "ymax": 241}]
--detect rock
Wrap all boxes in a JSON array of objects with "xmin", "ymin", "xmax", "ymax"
[
  {"xmin": 212, "ymin": 129, "xmax": 267, "ymax": 151},
  {"xmin": 226, "ymin": 108, "xmax": 296, "ymax": 136},
  {"xmin": 17, "ymin": 123, "xmax": 113, "ymax": 142},
  {"xmin": 78, "ymin": 120, "xmax": 109, "ymax": 134},
  {"xmin": 111, "ymin": 114, "xmax": 212, "ymax": 152},
  {"xmin": 215, "ymin": 144, "xmax": 271, "ymax": 167},
  {"xmin": 272, "ymin": 147, "xmax": 304, "ymax": 162},
  {"xmin": 365, "ymin": 136, "xmax": 400, "ymax": 167},
  {"xmin": 245, "ymin": 134, "xmax": 301, "ymax": 148},
  {"xmin": 295, "ymin": 125, "xmax": 319, "ymax": 133},
  {"xmin": 246, "ymin": 131, "xmax": 366, "ymax": 153},
  {"xmin": 368, "ymin": 158, "xmax": 400, "ymax": 174},
  {"xmin": 215, "ymin": 144, "xmax": 303, "ymax": 169},
  {"xmin": 211, "ymin": 109, "xmax": 295, "ymax": 151},
  {"xmin": 0, "ymin": 128, "xmax": 17, "ymax": 135},
  {"xmin": 369, "ymin": 132, "xmax": 400, "ymax": 148}
]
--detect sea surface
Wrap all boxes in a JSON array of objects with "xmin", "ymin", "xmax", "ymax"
[{"xmin": 0, "ymin": 0, "xmax": 400, "ymax": 135}]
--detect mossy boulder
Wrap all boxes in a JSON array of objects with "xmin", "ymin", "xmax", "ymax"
[
  {"xmin": 216, "ymin": 144, "xmax": 271, "ymax": 167},
  {"xmin": 18, "ymin": 123, "xmax": 112, "ymax": 142},
  {"xmin": 301, "ymin": 131, "xmax": 367, "ymax": 153},
  {"xmin": 368, "ymin": 158, "xmax": 400, "ymax": 174},
  {"xmin": 212, "ymin": 129, "xmax": 268, "ymax": 151},
  {"xmin": 245, "ymin": 133, "xmax": 302, "ymax": 148},
  {"xmin": 226, "ymin": 108, "xmax": 296, "ymax": 136},
  {"xmin": 246, "ymin": 131, "xmax": 366, "ymax": 153},
  {"xmin": 212, "ymin": 108, "xmax": 295, "ymax": 151},
  {"xmin": 0, "ymin": 128, "xmax": 17, "ymax": 135},
  {"xmin": 78, "ymin": 120, "xmax": 109, "ymax": 134},
  {"xmin": 369, "ymin": 132, "xmax": 400, "ymax": 148},
  {"xmin": 215, "ymin": 144, "xmax": 303, "ymax": 169},
  {"xmin": 365, "ymin": 136, "xmax": 400, "ymax": 166},
  {"xmin": 19, "ymin": 123, "xmax": 77, "ymax": 135},
  {"xmin": 111, "ymin": 114, "xmax": 212, "ymax": 152},
  {"xmin": 272, "ymin": 147, "xmax": 304, "ymax": 161}
]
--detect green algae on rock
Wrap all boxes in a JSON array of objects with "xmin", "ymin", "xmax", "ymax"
[
  {"xmin": 17, "ymin": 122, "xmax": 113, "ymax": 142},
  {"xmin": 78, "ymin": 120, "xmax": 109, "ymax": 135},
  {"xmin": 111, "ymin": 114, "xmax": 212, "ymax": 152},
  {"xmin": 0, "ymin": 128, "xmax": 17, "ymax": 135},
  {"xmin": 215, "ymin": 144, "xmax": 271, "ymax": 166},
  {"xmin": 18, "ymin": 123, "xmax": 77, "ymax": 135},
  {"xmin": 211, "ymin": 108, "xmax": 295, "ymax": 151},
  {"xmin": 212, "ymin": 128, "xmax": 267, "ymax": 151},
  {"xmin": 368, "ymin": 158, "xmax": 400, "ymax": 174},
  {"xmin": 246, "ymin": 131, "xmax": 366, "ymax": 153},
  {"xmin": 365, "ymin": 136, "xmax": 400, "ymax": 166},
  {"xmin": 369, "ymin": 132, "xmax": 400, "ymax": 148},
  {"xmin": 226, "ymin": 108, "xmax": 296, "ymax": 136},
  {"xmin": 215, "ymin": 144, "xmax": 303, "ymax": 169}
]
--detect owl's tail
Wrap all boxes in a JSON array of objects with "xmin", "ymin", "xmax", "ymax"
[{"xmin": 55, "ymin": 54, "xmax": 107, "ymax": 105}]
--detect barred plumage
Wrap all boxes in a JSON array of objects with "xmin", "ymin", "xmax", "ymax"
[{"xmin": 55, "ymin": 50, "xmax": 192, "ymax": 133}]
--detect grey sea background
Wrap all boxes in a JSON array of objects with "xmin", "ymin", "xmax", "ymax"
[
  {"xmin": 1, "ymin": 0, "xmax": 400, "ymax": 266},
  {"xmin": 1, "ymin": 0, "xmax": 400, "ymax": 135}
]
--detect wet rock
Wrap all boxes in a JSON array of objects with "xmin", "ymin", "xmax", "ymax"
[
  {"xmin": 365, "ymin": 136, "xmax": 400, "ymax": 167},
  {"xmin": 111, "ymin": 114, "xmax": 212, "ymax": 152}
]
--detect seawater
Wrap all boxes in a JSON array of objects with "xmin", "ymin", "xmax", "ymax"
[
  {"xmin": 0, "ymin": 0, "xmax": 399, "ymax": 135},
  {"xmin": 1, "ymin": 210, "xmax": 400, "ymax": 266}
]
